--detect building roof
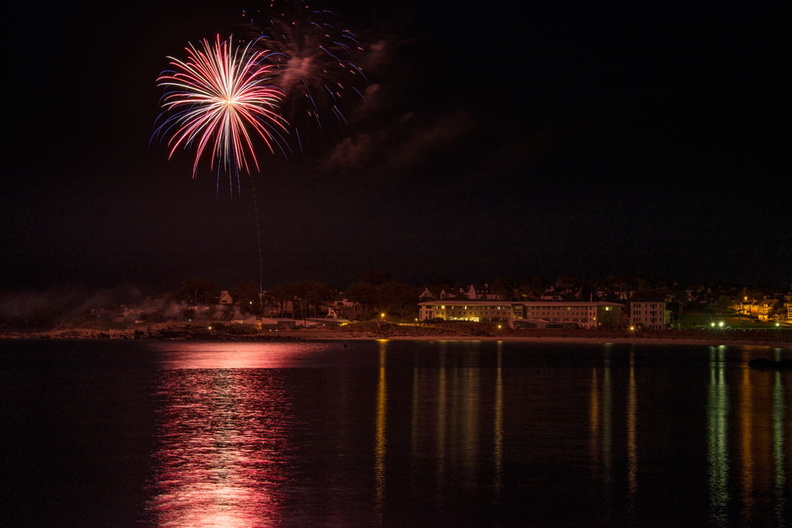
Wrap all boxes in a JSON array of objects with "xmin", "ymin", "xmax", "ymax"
[{"xmin": 419, "ymin": 300, "xmax": 624, "ymax": 307}]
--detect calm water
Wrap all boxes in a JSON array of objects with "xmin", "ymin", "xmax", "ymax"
[{"xmin": 1, "ymin": 338, "xmax": 791, "ymax": 527}]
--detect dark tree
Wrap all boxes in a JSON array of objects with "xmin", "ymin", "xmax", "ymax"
[{"xmin": 178, "ymin": 278, "xmax": 219, "ymax": 305}]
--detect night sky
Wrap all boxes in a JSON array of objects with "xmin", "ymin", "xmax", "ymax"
[{"xmin": 4, "ymin": 1, "xmax": 790, "ymax": 297}]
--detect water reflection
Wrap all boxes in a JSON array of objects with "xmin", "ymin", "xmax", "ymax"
[
  {"xmin": 586, "ymin": 343, "xmax": 791, "ymax": 527},
  {"xmin": 153, "ymin": 341, "xmax": 334, "ymax": 369},
  {"xmin": 140, "ymin": 340, "xmax": 792, "ymax": 527},
  {"xmin": 772, "ymin": 366, "xmax": 788, "ymax": 525},
  {"xmin": 590, "ymin": 344, "xmax": 613, "ymax": 510},
  {"xmin": 374, "ymin": 340, "xmax": 387, "ymax": 515},
  {"xmin": 626, "ymin": 347, "xmax": 638, "ymax": 521},
  {"xmin": 148, "ymin": 356, "xmax": 292, "ymax": 527},
  {"xmin": 399, "ymin": 340, "xmax": 507, "ymax": 518},
  {"xmin": 493, "ymin": 341, "xmax": 504, "ymax": 503},
  {"xmin": 708, "ymin": 345, "xmax": 730, "ymax": 526}
]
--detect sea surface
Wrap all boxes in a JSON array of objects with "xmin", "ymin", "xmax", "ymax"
[{"xmin": 1, "ymin": 338, "xmax": 791, "ymax": 527}]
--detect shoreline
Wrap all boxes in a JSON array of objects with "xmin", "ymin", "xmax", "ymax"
[
  {"xmin": 2, "ymin": 324, "xmax": 791, "ymax": 350},
  {"xmin": 344, "ymin": 334, "xmax": 792, "ymax": 347},
  {"xmin": 287, "ymin": 331, "xmax": 792, "ymax": 349}
]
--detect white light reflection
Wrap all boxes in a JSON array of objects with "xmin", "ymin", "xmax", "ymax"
[{"xmin": 707, "ymin": 345, "xmax": 730, "ymax": 526}]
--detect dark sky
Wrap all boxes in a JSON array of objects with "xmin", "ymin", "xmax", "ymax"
[{"xmin": 3, "ymin": 1, "xmax": 790, "ymax": 295}]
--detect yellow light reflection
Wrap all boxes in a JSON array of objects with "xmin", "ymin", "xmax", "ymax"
[
  {"xmin": 436, "ymin": 342, "xmax": 448, "ymax": 487},
  {"xmin": 589, "ymin": 366, "xmax": 600, "ymax": 461},
  {"xmin": 771, "ymin": 368, "xmax": 788, "ymax": 524},
  {"xmin": 590, "ymin": 346, "xmax": 612, "ymax": 506},
  {"xmin": 374, "ymin": 340, "xmax": 388, "ymax": 512},
  {"xmin": 626, "ymin": 347, "xmax": 638, "ymax": 519},
  {"xmin": 739, "ymin": 348, "xmax": 755, "ymax": 523},
  {"xmin": 461, "ymin": 347, "xmax": 481, "ymax": 486},
  {"xmin": 493, "ymin": 342, "xmax": 504, "ymax": 503}
]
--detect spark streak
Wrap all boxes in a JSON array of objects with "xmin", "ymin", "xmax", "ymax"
[{"xmin": 154, "ymin": 34, "xmax": 290, "ymax": 193}]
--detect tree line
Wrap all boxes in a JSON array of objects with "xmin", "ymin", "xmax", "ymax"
[
  {"xmin": 169, "ymin": 270, "xmax": 787, "ymax": 322},
  {"xmin": 175, "ymin": 269, "xmax": 419, "ymax": 320}
]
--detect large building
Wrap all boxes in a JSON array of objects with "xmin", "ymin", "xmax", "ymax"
[
  {"xmin": 628, "ymin": 300, "xmax": 671, "ymax": 330},
  {"xmin": 418, "ymin": 300, "xmax": 515, "ymax": 323},
  {"xmin": 418, "ymin": 300, "xmax": 625, "ymax": 329}
]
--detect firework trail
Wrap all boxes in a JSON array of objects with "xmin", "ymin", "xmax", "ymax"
[
  {"xmin": 153, "ymin": 34, "xmax": 290, "ymax": 194},
  {"xmin": 239, "ymin": 0, "xmax": 368, "ymax": 153}
]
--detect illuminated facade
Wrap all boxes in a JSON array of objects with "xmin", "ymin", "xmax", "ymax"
[
  {"xmin": 418, "ymin": 301, "xmax": 516, "ymax": 323},
  {"xmin": 418, "ymin": 301, "xmax": 625, "ymax": 329},
  {"xmin": 628, "ymin": 300, "xmax": 671, "ymax": 330},
  {"xmin": 737, "ymin": 297, "xmax": 781, "ymax": 322}
]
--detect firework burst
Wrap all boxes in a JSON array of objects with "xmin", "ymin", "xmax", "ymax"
[
  {"xmin": 239, "ymin": 0, "xmax": 368, "ymax": 152},
  {"xmin": 154, "ymin": 34, "xmax": 290, "ymax": 193}
]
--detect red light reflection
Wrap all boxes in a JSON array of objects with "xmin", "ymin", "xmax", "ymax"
[
  {"xmin": 147, "ymin": 349, "xmax": 292, "ymax": 527},
  {"xmin": 153, "ymin": 341, "xmax": 330, "ymax": 369}
]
